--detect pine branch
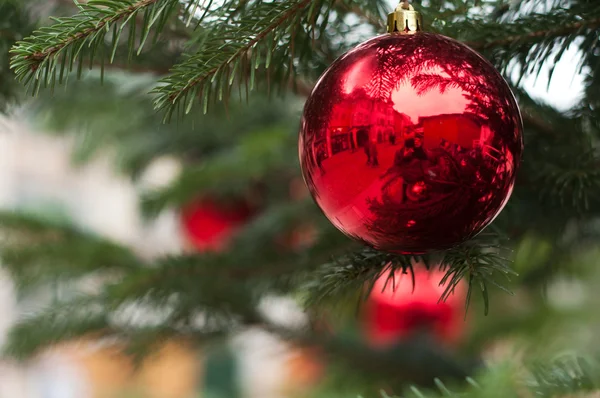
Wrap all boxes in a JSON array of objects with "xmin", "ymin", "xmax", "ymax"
[
  {"xmin": 259, "ymin": 316, "xmax": 474, "ymax": 390},
  {"xmin": 508, "ymin": 89, "xmax": 600, "ymax": 216},
  {"xmin": 9, "ymin": 0, "xmax": 390, "ymax": 118},
  {"xmin": 402, "ymin": 356, "xmax": 600, "ymax": 398},
  {"xmin": 533, "ymin": 151, "xmax": 600, "ymax": 213},
  {"xmin": 528, "ymin": 356, "xmax": 600, "ymax": 396},
  {"xmin": 450, "ymin": 3, "xmax": 600, "ymax": 83},
  {"xmin": 6, "ymin": 289, "xmax": 475, "ymax": 390},
  {"xmin": 104, "ymin": 217, "xmax": 353, "ymax": 309},
  {"xmin": 10, "ymin": 0, "xmax": 181, "ymax": 93},
  {"xmin": 152, "ymin": 0, "xmax": 317, "ymax": 119},
  {"xmin": 0, "ymin": 202, "xmax": 350, "ymax": 321},
  {"xmin": 0, "ymin": 1, "xmax": 35, "ymax": 111},
  {"xmin": 336, "ymin": 1, "xmax": 385, "ymax": 31},
  {"xmin": 305, "ymin": 234, "xmax": 514, "ymax": 316},
  {"xmin": 4, "ymin": 297, "xmax": 111, "ymax": 359},
  {"xmin": 466, "ymin": 17, "xmax": 600, "ymax": 51},
  {"xmin": 27, "ymin": 0, "xmax": 159, "ymax": 63},
  {"xmin": 0, "ymin": 211, "xmax": 142, "ymax": 291},
  {"xmin": 140, "ymin": 126, "xmax": 295, "ymax": 216},
  {"xmin": 3, "ymin": 294, "xmax": 226, "ymax": 360}
]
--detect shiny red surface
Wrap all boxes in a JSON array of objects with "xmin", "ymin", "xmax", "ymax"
[
  {"xmin": 180, "ymin": 199, "xmax": 251, "ymax": 252},
  {"xmin": 299, "ymin": 33, "xmax": 523, "ymax": 253},
  {"xmin": 363, "ymin": 267, "xmax": 466, "ymax": 347}
]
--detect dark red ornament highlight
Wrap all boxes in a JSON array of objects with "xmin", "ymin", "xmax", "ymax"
[
  {"xmin": 363, "ymin": 267, "xmax": 466, "ymax": 347},
  {"xmin": 180, "ymin": 199, "xmax": 251, "ymax": 252},
  {"xmin": 299, "ymin": 33, "xmax": 523, "ymax": 253}
]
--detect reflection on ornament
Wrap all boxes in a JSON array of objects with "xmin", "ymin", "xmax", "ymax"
[
  {"xmin": 180, "ymin": 198, "xmax": 252, "ymax": 252},
  {"xmin": 407, "ymin": 180, "xmax": 428, "ymax": 202},
  {"xmin": 299, "ymin": 33, "xmax": 523, "ymax": 253},
  {"xmin": 363, "ymin": 266, "xmax": 466, "ymax": 347}
]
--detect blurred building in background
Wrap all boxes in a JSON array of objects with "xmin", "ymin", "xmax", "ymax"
[{"xmin": 0, "ymin": 115, "xmax": 313, "ymax": 398}]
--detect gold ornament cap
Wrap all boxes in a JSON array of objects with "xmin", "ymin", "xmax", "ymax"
[{"xmin": 387, "ymin": 2, "xmax": 423, "ymax": 34}]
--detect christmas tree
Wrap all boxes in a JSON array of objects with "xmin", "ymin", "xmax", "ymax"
[{"xmin": 2, "ymin": 0, "xmax": 600, "ymax": 396}]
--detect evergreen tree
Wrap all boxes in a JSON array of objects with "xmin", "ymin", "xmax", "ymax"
[{"xmin": 3, "ymin": 0, "xmax": 600, "ymax": 396}]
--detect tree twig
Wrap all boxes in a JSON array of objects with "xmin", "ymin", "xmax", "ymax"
[
  {"xmin": 166, "ymin": 0, "xmax": 313, "ymax": 102},
  {"xmin": 25, "ymin": 0, "xmax": 160, "ymax": 64},
  {"xmin": 336, "ymin": 1, "xmax": 384, "ymax": 31},
  {"xmin": 0, "ymin": 29, "xmax": 17, "ymax": 41},
  {"xmin": 521, "ymin": 111, "xmax": 560, "ymax": 136},
  {"xmin": 466, "ymin": 17, "xmax": 600, "ymax": 50}
]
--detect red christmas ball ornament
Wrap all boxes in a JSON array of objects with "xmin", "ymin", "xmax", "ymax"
[
  {"xmin": 299, "ymin": 4, "xmax": 523, "ymax": 254},
  {"xmin": 363, "ymin": 266, "xmax": 467, "ymax": 348},
  {"xmin": 180, "ymin": 198, "xmax": 252, "ymax": 252}
]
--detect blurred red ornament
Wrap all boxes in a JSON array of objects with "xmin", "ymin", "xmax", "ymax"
[
  {"xmin": 180, "ymin": 199, "xmax": 251, "ymax": 252},
  {"xmin": 299, "ymin": 32, "xmax": 523, "ymax": 254},
  {"xmin": 363, "ymin": 267, "xmax": 466, "ymax": 347}
]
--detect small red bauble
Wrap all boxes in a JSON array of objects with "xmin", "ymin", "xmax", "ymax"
[
  {"xmin": 180, "ymin": 199, "xmax": 251, "ymax": 252},
  {"xmin": 363, "ymin": 267, "xmax": 466, "ymax": 347},
  {"xmin": 299, "ymin": 33, "xmax": 523, "ymax": 253}
]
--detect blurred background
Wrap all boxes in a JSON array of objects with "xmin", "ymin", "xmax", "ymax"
[{"xmin": 2, "ymin": 0, "xmax": 600, "ymax": 397}]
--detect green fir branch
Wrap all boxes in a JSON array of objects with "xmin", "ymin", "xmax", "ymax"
[
  {"xmin": 528, "ymin": 356, "xmax": 600, "ymax": 397},
  {"xmin": 465, "ymin": 12, "xmax": 600, "ymax": 51},
  {"xmin": 3, "ymin": 293, "xmax": 227, "ymax": 360},
  {"xmin": 152, "ymin": 0, "xmax": 321, "ymax": 119},
  {"xmin": 400, "ymin": 356, "xmax": 600, "ymax": 398},
  {"xmin": 28, "ymin": 78, "xmax": 297, "ymax": 178},
  {"xmin": 510, "ymin": 89, "xmax": 600, "ymax": 215},
  {"xmin": 535, "ymin": 151, "xmax": 600, "ymax": 214},
  {"xmin": 0, "ymin": 211, "xmax": 141, "ymax": 291},
  {"xmin": 0, "ymin": 1, "xmax": 35, "ymax": 111},
  {"xmin": 4, "ymin": 297, "xmax": 110, "ymax": 359},
  {"xmin": 140, "ymin": 125, "xmax": 295, "ymax": 216},
  {"xmin": 103, "ymin": 215, "xmax": 351, "ymax": 310},
  {"xmin": 9, "ymin": 0, "xmax": 181, "ymax": 94},
  {"xmin": 304, "ymin": 234, "xmax": 514, "ymax": 316},
  {"xmin": 440, "ymin": 234, "xmax": 516, "ymax": 315},
  {"xmin": 454, "ymin": 3, "xmax": 600, "ymax": 82},
  {"xmin": 534, "ymin": 151, "xmax": 600, "ymax": 213}
]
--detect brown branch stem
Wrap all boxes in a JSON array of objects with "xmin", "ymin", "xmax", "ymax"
[
  {"xmin": 466, "ymin": 17, "xmax": 600, "ymax": 50},
  {"xmin": 0, "ymin": 29, "xmax": 18, "ymax": 41},
  {"xmin": 169, "ymin": 0, "xmax": 313, "ymax": 102},
  {"xmin": 336, "ymin": 1, "xmax": 384, "ymax": 31},
  {"xmin": 341, "ymin": 1, "xmax": 600, "ymax": 53},
  {"xmin": 521, "ymin": 110, "xmax": 559, "ymax": 136},
  {"xmin": 26, "ymin": 0, "xmax": 160, "ymax": 64}
]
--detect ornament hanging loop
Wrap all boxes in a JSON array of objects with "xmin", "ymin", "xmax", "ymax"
[{"xmin": 387, "ymin": 1, "xmax": 423, "ymax": 34}]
